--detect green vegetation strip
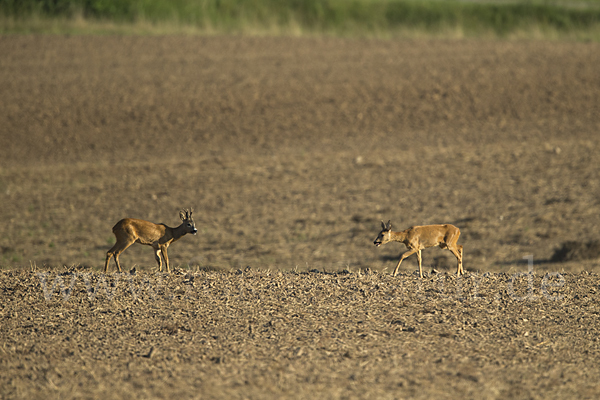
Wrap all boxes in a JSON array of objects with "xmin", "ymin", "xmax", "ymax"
[{"xmin": 2, "ymin": 0, "xmax": 600, "ymax": 38}]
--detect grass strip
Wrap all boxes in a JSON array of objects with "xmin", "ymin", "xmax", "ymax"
[{"xmin": 1, "ymin": 0, "xmax": 600, "ymax": 39}]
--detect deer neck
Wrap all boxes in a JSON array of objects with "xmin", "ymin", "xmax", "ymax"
[
  {"xmin": 170, "ymin": 223, "xmax": 188, "ymax": 241},
  {"xmin": 390, "ymin": 230, "xmax": 408, "ymax": 243}
]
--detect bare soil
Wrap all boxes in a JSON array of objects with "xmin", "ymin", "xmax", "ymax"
[{"xmin": 1, "ymin": 35, "xmax": 600, "ymax": 399}]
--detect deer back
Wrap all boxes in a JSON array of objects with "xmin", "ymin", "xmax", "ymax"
[{"xmin": 407, "ymin": 225, "xmax": 454, "ymax": 248}]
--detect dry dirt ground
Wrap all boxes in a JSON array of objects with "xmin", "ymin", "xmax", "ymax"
[{"xmin": 1, "ymin": 35, "xmax": 600, "ymax": 399}]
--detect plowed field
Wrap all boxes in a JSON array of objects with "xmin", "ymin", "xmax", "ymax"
[{"xmin": 1, "ymin": 36, "xmax": 600, "ymax": 399}]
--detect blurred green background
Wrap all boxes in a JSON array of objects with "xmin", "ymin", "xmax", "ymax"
[{"xmin": 2, "ymin": 0, "xmax": 600, "ymax": 39}]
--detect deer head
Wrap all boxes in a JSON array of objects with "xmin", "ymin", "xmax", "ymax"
[
  {"xmin": 373, "ymin": 220, "xmax": 392, "ymax": 247},
  {"xmin": 180, "ymin": 208, "xmax": 198, "ymax": 235}
]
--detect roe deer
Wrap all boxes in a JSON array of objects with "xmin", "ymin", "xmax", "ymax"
[
  {"xmin": 374, "ymin": 220, "xmax": 463, "ymax": 278},
  {"xmin": 104, "ymin": 209, "xmax": 197, "ymax": 273}
]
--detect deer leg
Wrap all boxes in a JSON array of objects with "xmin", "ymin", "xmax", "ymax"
[
  {"xmin": 457, "ymin": 245, "xmax": 464, "ymax": 275},
  {"xmin": 153, "ymin": 246, "xmax": 163, "ymax": 272},
  {"xmin": 114, "ymin": 253, "xmax": 123, "ymax": 272},
  {"xmin": 161, "ymin": 246, "xmax": 170, "ymax": 273},
  {"xmin": 444, "ymin": 228, "xmax": 463, "ymax": 275},
  {"xmin": 416, "ymin": 249, "xmax": 423, "ymax": 278},
  {"xmin": 105, "ymin": 243, "xmax": 119, "ymax": 272},
  {"xmin": 106, "ymin": 241, "xmax": 132, "ymax": 273},
  {"xmin": 104, "ymin": 253, "xmax": 113, "ymax": 273},
  {"xmin": 393, "ymin": 248, "xmax": 418, "ymax": 277},
  {"xmin": 446, "ymin": 245, "xmax": 463, "ymax": 275}
]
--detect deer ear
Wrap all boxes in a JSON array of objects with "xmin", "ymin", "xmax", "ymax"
[
  {"xmin": 386, "ymin": 220, "xmax": 392, "ymax": 230},
  {"xmin": 381, "ymin": 220, "xmax": 386, "ymax": 230},
  {"xmin": 180, "ymin": 211, "xmax": 186, "ymax": 220}
]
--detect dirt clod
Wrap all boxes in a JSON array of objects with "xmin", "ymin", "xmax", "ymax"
[{"xmin": 551, "ymin": 241, "xmax": 600, "ymax": 262}]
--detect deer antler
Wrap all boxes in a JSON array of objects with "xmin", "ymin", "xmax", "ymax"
[{"xmin": 180, "ymin": 208, "xmax": 193, "ymax": 220}]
